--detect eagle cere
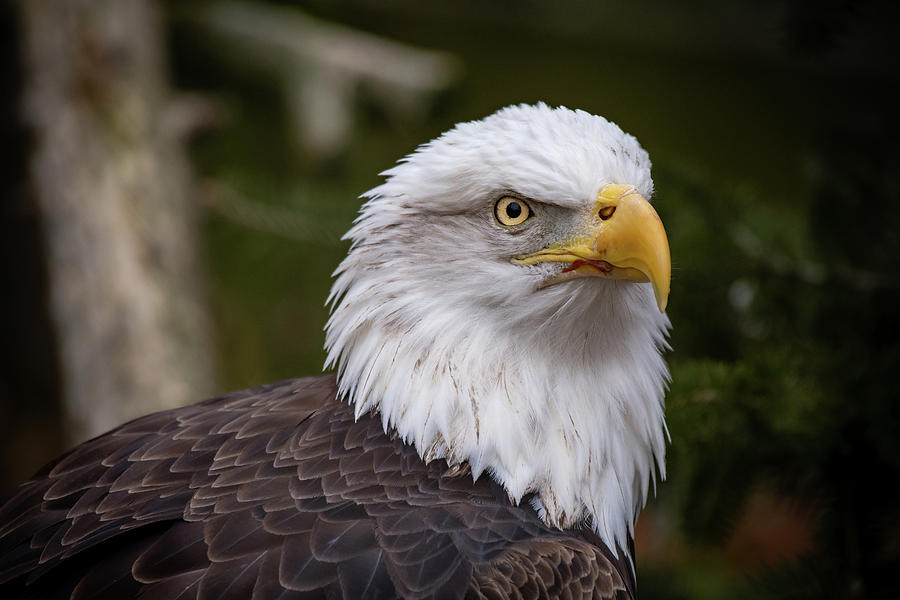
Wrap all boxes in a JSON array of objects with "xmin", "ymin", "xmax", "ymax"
[{"xmin": 0, "ymin": 103, "xmax": 672, "ymax": 599}]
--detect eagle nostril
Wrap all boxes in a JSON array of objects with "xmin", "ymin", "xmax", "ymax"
[{"xmin": 598, "ymin": 206, "xmax": 616, "ymax": 220}]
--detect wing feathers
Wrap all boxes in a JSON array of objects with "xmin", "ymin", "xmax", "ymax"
[
  {"xmin": 0, "ymin": 375, "xmax": 635, "ymax": 599},
  {"xmin": 336, "ymin": 548, "xmax": 392, "ymax": 599},
  {"xmin": 133, "ymin": 521, "xmax": 209, "ymax": 582},
  {"xmin": 279, "ymin": 533, "xmax": 338, "ymax": 591},
  {"xmin": 197, "ymin": 552, "xmax": 266, "ymax": 600}
]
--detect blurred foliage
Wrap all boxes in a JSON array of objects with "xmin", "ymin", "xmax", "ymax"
[{"xmin": 3, "ymin": 0, "xmax": 893, "ymax": 597}]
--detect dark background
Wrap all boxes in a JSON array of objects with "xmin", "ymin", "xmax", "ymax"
[{"xmin": 3, "ymin": 1, "xmax": 899, "ymax": 597}]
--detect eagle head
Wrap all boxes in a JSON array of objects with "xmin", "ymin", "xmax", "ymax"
[{"xmin": 325, "ymin": 103, "xmax": 671, "ymax": 556}]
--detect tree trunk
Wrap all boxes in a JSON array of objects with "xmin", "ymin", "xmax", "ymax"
[{"xmin": 19, "ymin": 0, "xmax": 216, "ymax": 443}]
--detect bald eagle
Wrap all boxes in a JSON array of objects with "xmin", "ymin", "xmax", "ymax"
[{"xmin": 0, "ymin": 104, "xmax": 671, "ymax": 599}]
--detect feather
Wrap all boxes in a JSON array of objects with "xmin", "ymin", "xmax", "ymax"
[
  {"xmin": 133, "ymin": 521, "xmax": 209, "ymax": 582},
  {"xmin": 197, "ymin": 552, "xmax": 266, "ymax": 600},
  {"xmin": 278, "ymin": 531, "xmax": 338, "ymax": 591}
]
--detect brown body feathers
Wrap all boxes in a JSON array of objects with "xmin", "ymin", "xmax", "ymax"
[{"xmin": 0, "ymin": 376, "xmax": 634, "ymax": 599}]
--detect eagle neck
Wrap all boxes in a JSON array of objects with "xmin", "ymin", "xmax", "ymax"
[{"xmin": 326, "ymin": 278, "xmax": 670, "ymax": 557}]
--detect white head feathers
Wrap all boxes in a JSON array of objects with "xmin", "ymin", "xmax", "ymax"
[{"xmin": 325, "ymin": 103, "xmax": 670, "ymax": 556}]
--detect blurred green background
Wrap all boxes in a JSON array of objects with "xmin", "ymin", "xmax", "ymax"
[{"xmin": 2, "ymin": 0, "xmax": 899, "ymax": 598}]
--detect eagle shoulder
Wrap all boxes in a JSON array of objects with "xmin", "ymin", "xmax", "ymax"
[{"xmin": 0, "ymin": 375, "xmax": 634, "ymax": 599}]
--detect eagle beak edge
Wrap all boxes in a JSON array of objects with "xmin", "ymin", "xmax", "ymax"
[{"xmin": 513, "ymin": 185, "xmax": 671, "ymax": 312}]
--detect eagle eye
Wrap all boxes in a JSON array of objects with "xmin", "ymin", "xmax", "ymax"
[{"xmin": 494, "ymin": 196, "xmax": 532, "ymax": 227}]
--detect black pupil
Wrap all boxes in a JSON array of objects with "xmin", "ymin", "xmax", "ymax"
[{"xmin": 505, "ymin": 202, "xmax": 522, "ymax": 219}]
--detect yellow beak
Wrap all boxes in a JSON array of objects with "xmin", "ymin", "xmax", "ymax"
[{"xmin": 512, "ymin": 184, "xmax": 671, "ymax": 312}]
